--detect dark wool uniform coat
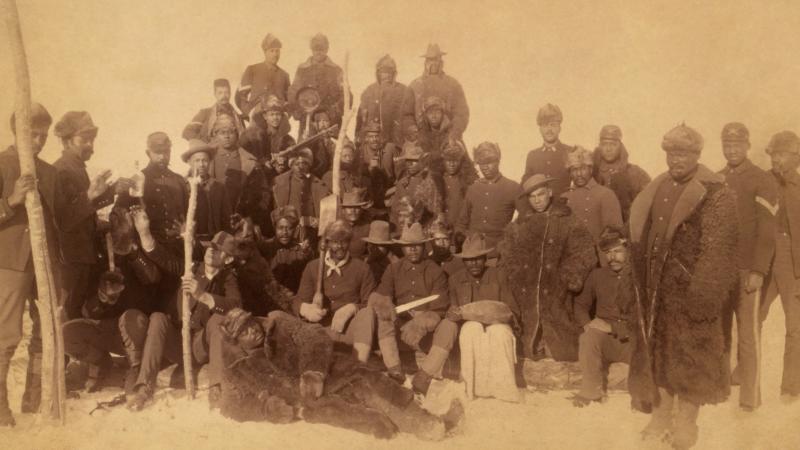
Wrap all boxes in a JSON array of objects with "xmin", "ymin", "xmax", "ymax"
[
  {"xmin": 627, "ymin": 165, "xmax": 738, "ymax": 411},
  {"xmin": 409, "ymin": 71, "xmax": 469, "ymax": 141},
  {"xmin": 182, "ymin": 103, "xmax": 244, "ymax": 143},
  {"xmin": 498, "ymin": 199, "xmax": 597, "ymax": 361},
  {"xmin": 521, "ymin": 141, "xmax": 574, "ymax": 196},
  {"xmin": 236, "ymin": 62, "xmax": 291, "ymax": 116},
  {"xmin": 141, "ymin": 163, "xmax": 189, "ymax": 243},
  {"xmin": 288, "ymin": 56, "xmax": 345, "ymax": 123},
  {"xmin": 356, "ymin": 64, "xmax": 416, "ymax": 146},
  {"xmin": 592, "ymin": 144, "xmax": 651, "ymax": 222}
]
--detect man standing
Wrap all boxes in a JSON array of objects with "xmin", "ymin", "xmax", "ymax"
[
  {"xmin": 561, "ymin": 147, "xmax": 623, "ymax": 244},
  {"xmin": 441, "ymin": 141, "xmax": 477, "ymax": 228},
  {"xmin": 369, "ymin": 223, "xmax": 456, "ymax": 394},
  {"xmin": 182, "ymin": 79, "xmax": 245, "ymax": 142},
  {"xmin": 456, "ymin": 142, "xmax": 520, "ymax": 249},
  {"xmin": 359, "ymin": 119, "xmax": 397, "ymax": 211},
  {"xmin": 236, "ymin": 33, "xmax": 290, "ymax": 117},
  {"xmin": 140, "ymin": 132, "xmax": 189, "ymax": 248},
  {"xmin": 418, "ymin": 96, "xmax": 453, "ymax": 157},
  {"xmin": 390, "ymin": 142, "xmax": 442, "ymax": 228},
  {"xmin": 240, "ymin": 95, "xmax": 296, "ymax": 161},
  {"xmin": 521, "ymin": 103, "xmax": 573, "ymax": 196},
  {"xmin": 182, "ymin": 139, "xmax": 232, "ymax": 241},
  {"xmin": 288, "ymin": 34, "xmax": 345, "ymax": 132},
  {"xmin": 409, "ymin": 44, "xmax": 469, "ymax": 142},
  {"xmin": 761, "ymin": 130, "xmax": 800, "ymax": 402},
  {"xmin": 592, "ymin": 125, "xmax": 651, "ymax": 222},
  {"xmin": 53, "ymin": 111, "xmax": 118, "ymax": 319},
  {"xmin": 209, "ymin": 114, "xmax": 258, "ymax": 210},
  {"xmin": 293, "ymin": 220, "xmax": 377, "ymax": 363},
  {"xmin": 272, "ymin": 148, "xmax": 331, "ymax": 237},
  {"xmin": 627, "ymin": 124, "xmax": 738, "ymax": 449},
  {"xmin": 356, "ymin": 54, "xmax": 416, "ymax": 148},
  {"xmin": 0, "ymin": 104, "xmax": 59, "ymax": 425},
  {"xmin": 717, "ymin": 122, "xmax": 777, "ymax": 411}
]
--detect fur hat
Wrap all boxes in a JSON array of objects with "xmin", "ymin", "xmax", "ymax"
[
  {"xmin": 423, "ymin": 96, "xmax": 445, "ymax": 113},
  {"xmin": 765, "ymin": 130, "xmax": 800, "ymax": 155},
  {"xmin": 376, "ymin": 54, "xmax": 397, "ymax": 73},
  {"xmin": 565, "ymin": 146, "xmax": 594, "ymax": 169},
  {"xmin": 473, "ymin": 142, "xmax": 501, "ymax": 163},
  {"xmin": 536, "ymin": 103, "xmax": 563, "ymax": 126},
  {"xmin": 442, "ymin": 141, "xmax": 466, "ymax": 161},
  {"xmin": 310, "ymin": 33, "xmax": 329, "ymax": 51},
  {"xmin": 9, "ymin": 102, "xmax": 52, "ymax": 133},
  {"xmin": 288, "ymin": 148, "xmax": 313, "ymax": 167},
  {"xmin": 324, "ymin": 219, "xmax": 353, "ymax": 242},
  {"xmin": 261, "ymin": 33, "xmax": 282, "ymax": 51},
  {"xmin": 54, "ymin": 111, "xmax": 98, "ymax": 138},
  {"xmin": 271, "ymin": 205, "xmax": 300, "ymax": 228},
  {"xmin": 261, "ymin": 95, "xmax": 285, "ymax": 113},
  {"xmin": 598, "ymin": 226, "xmax": 628, "ymax": 252},
  {"xmin": 599, "ymin": 125, "xmax": 622, "ymax": 142},
  {"xmin": 400, "ymin": 142, "xmax": 425, "ymax": 160},
  {"xmin": 661, "ymin": 123, "xmax": 704, "ymax": 153},
  {"xmin": 721, "ymin": 122, "xmax": 749, "ymax": 143},
  {"xmin": 427, "ymin": 219, "xmax": 453, "ymax": 239}
]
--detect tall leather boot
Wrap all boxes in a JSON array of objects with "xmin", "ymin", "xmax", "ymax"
[
  {"xmin": 20, "ymin": 352, "xmax": 42, "ymax": 413},
  {"xmin": 0, "ymin": 348, "xmax": 16, "ymax": 427}
]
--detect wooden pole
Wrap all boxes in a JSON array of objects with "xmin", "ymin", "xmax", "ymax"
[
  {"xmin": 1, "ymin": 0, "xmax": 66, "ymax": 423},
  {"xmin": 182, "ymin": 169, "xmax": 200, "ymax": 399}
]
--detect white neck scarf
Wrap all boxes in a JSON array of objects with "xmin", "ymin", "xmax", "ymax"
[{"xmin": 324, "ymin": 251, "xmax": 349, "ymax": 277}]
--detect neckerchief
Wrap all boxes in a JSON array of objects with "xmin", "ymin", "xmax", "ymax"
[{"xmin": 324, "ymin": 251, "xmax": 349, "ymax": 277}]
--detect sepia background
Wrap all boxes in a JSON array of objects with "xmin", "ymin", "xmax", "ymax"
[{"xmin": 1, "ymin": 0, "xmax": 799, "ymax": 448}]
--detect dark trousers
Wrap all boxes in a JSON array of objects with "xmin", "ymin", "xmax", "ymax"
[
  {"xmin": 578, "ymin": 327, "xmax": 632, "ymax": 400},
  {"xmin": 63, "ymin": 309, "xmax": 149, "ymax": 368},
  {"xmin": 135, "ymin": 312, "xmax": 225, "ymax": 389},
  {"xmin": 762, "ymin": 232, "xmax": 800, "ymax": 395},
  {"xmin": 732, "ymin": 270, "xmax": 762, "ymax": 408},
  {"xmin": 60, "ymin": 263, "xmax": 93, "ymax": 320}
]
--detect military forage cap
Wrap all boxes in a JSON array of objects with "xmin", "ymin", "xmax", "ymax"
[
  {"xmin": 147, "ymin": 131, "xmax": 172, "ymax": 154},
  {"xmin": 765, "ymin": 130, "xmax": 800, "ymax": 155},
  {"xmin": 261, "ymin": 33, "xmax": 282, "ymax": 51},
  {"xmin": 473, "ymin": 141, "xmax": 501, "ymax": 163},
  {"xmin": 536, "ymin": 103, "xmax": 563, "ymax": 126},
  {"xmin": 721, "ymin": 122, "xmax": 749, "ymax": 142},
  {"xmin": 599, "ymin": 125, "xmax": 622, "ymax": 142},
  {"xmin": 310, "ymin": 33, "xmax": 329, "ymax": 51},
  {"xmin": 10, "ymin": 102, "xmax": 52, "ymax": 132},
  {"xmin": 661, "ymin": 123, "xmax": 704, "ymax": 154},
  {"xmin": 565, "ymin": 146, "xmax": 594, "ymax": 169},
  {"xmin": 598, "ymin": 226, "xmax": 628, "ymax": 252},
  {"xmin": 54, "ymin": 111, "xmax": 98, "ymax": 138}
]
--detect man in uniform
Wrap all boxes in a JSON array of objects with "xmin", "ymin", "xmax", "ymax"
[
  {"xmin": 561, "ymin": 146, "xmax": 623, "ymax": 244},
  {"xmin": 288, "ymin": 34, "xmax": 345, "ymax": 133},
  {"xmin": 53, "ymin": 111, "xmax": 119, "ymax": 319},
  {"xmin": 182, "ymin": 78, "xmax": 244, "ymax": 142},
  {"xmin": 368, "ymin": 223, "xmax": 456, "ymax": 394},
  {"xmin": 356, "ymin": 54, "xmax": 416, "ymax": 148},
  {"xmin": 236, "ymin": 33, "xmax": 291, "ymax": 117},
  {"xmin": 140, "ymin": 132, "xmax": 189, "ymax": 249},
  {"xmin": 272, "ymin": 148, "xmax": 331, "ymax": 237},
  {"xmin": 360, "ymin": 118, "xmax": 397, "ymax": 210},
  {"xmin": 627, "ymin": 124, "xmax": 738, "ymax": 449},
  {"xmin": 441, "ymin": 141, "xmax": 477, "ymax": 229},
  {"xmin": 717, "ymin": 122, "xmax": 777, "ymax": 411},
  {"xmin": 456, "ymin": 142, "xmax": 520, "ymax": 249},
  {"xmin": 209, "ymin": 114, "xmax": 258, "ymax": 210},
  {"xmin": 339, "ymin": 189, "xmax": 372, "ymax": 260},
  {"xmin": 293, "ymin": 220, "xmax": 377, "ymax": 363},
  {"xmin": 390, "ymin": 142, "xmax": 442, "ymax": 228},
  {"xmin": 182, "ymin": 139, "xmax": 232, "ymax": 241},
  {"xmin": 409, "ymin": 44, "xmax": 469, "ymax": 142},
  {"xmin": 592, "ymin": 125, "xmax": 651, "ymax": 222},
  {"xmin": 521, "ymin": 103, "xmax": 573, "ymax": 196},
  {"xmin": 761, "ymin": 130, "xmax": 800, "ymax": 402},
  {"xmin": 0, "ymin": 104, "xmax": 60, "ymax": 425},
  {"xmin": 240, "ymin": 95, "xmax": 296, "ymax": 161}
]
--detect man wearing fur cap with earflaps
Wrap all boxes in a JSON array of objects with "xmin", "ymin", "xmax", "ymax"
[
  {"xmin": 356, "ymin": 54, "xmax": 416, "ymax": 147},
  {"xmin": 593, "ymin": 125, "xmax": 651, "ymax": 222},
  {"xmin": 627, "ymin": 123, "xmax": 738, "ymax": 449}
]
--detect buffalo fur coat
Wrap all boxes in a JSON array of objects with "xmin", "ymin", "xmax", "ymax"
[
  {"xmin": 627, "ymin": 165, "xmax": 738, "ymax": 411},
  {"xmin": 498, "ymin": 198, "xmax": 597, "ymax": 362}
]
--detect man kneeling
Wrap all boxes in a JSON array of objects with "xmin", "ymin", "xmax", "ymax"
[{"xmin": 572, "ymin": 227, "xmax": 634, "ymax": 406}]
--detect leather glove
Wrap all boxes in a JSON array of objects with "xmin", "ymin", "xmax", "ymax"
[
  {"xmin": 400, "ymin": 320, "xmax": 428, "ymax": 349},
  {"xmin": 368, "ymin": 293, "xmax": 396, "ymax": 322},
  {"xmin": 331, "ymin": 303, "xmax": 358, "ymax": 333}
]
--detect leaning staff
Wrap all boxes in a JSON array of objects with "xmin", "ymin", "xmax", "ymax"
[
  {"xmin": 2, "ymin": 0, "xmax": 66, "ymax": 423},
  {"xmin": 181, "ymin": 168, "xmax": 201, "ymax": 398}
]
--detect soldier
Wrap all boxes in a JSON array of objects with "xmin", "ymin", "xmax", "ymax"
[
  {"xmin": 53, "ymin": 111, "xmax": 122, "ymax": 319},
  {"xmin": 717, "ymin": 122, "xmax": 777, "ymax": 411},
  {"xmin": 561, "ymin": 146, "xmax": 623, "ymax": 244},
  {"xmin": 498, "ymin": 174, "xmax": 597, "ymax": 361},
  {"xmin": 0, "ymin": 104, "xmax": 60, "ymax": 425},
  {"xmin": 572, "ymin": 227, "xmax": 636, "ymax": 407},
  {"xmin": 240, "ymin": 95, "xmax": 296, "ymax": 161},
  {"xmin": 592, "ymin": 125, "xmax": 651, "ymax": 222},
  {"xmin": 761, "ymin": 130, "xmax": 800, "ymax": 402},
  {"xmin": 293, "ymin": 220, "xmax": 377, "ymax": 363},
  {"xmin": 235, "ymin": 33, "xmax": 290, "ymax": 117},
  {"xmin": 427, "ymin": 219, "xmax": 462, "ymax": 277},
  {"xmin": 446, "ymin": 234, "xmax": 520, "ymax": 403},
  {"xmin": 456, "ymin": 142, "xmax": 521, "ymax": 249},
  {"xmin": 257, "ymin": 206, "xmax": 314, "ymax": 294},
  {"xmin": 288, "ymin": 34, "xmax": 346, "ymax": 133},
  {"xmin": 440, "ymin": 141, "xmax": 478, "ymax": 228},
  {"xmin": 361, "ymin": 220, "xmax": 398, "ymax": 282},
  {"xmin": 308, "ymin": 107, "xmax": 337, "ymax": 178},
  {"xmin": 339, "ymin": 189, "xmax": 373, "ymax": 260},
  {"xmin": 321, "ymin": 138, "xmax": 368, "ymax": 193},
  {"xmin": 182, "ymin": 78, "xmax": 244, "ymax": 143},
  {"xmin": 359, "ymin": 118, "xmax": 397, "ymax": 210},
  {"xmin": 272, "ymin": 148, "xmax": 331, "ymax": 237},
  {"xmin": 209, "ymin": 114, "xmax": 258, "ymax": 210},
  {"xmin": 356, "ymin": 54, "xmax": 416, "ymax": 148},
  {"xmin": 140, "ymin": 132, "xmax": 189, "ymax": 248},
  {"xmin": 182, "ymin": 139, "xmax": 232, "ymax": 241},
  {"xmin": 521, "ymin": 103, "xmax": 573, "ymax": 196},
  {"xmin": 368, "ymin": 223, "xmax": 456, "ymax": 394},
  {"xmin": 627, "ymin": 124, "xmax": 738, "ymax": 449},
  {"xmin": 409, "ymin": 44, "xmax": 469, "ymax": 142},
  {"xmin": 390, "ymin": 142, "xmax": 443, "ymax": 228},
  {"xmin": 418, "ymin": 96, "xmax": 453, "ymax": 157}
]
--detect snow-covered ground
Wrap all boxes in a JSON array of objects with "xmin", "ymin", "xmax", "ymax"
[{"xmin": 2, "ymin": 302, "xmax": 798, "ymax": 450}]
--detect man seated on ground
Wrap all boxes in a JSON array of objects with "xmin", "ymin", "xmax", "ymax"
[
  {"xmin": 293, "ymin": 221, "xmax": 376, "ymax": 363},
  {"xmin": 218, "ymin": 308, "xmax": 463, "ymax": 440},
  {"xmin": 369, "ymin": 223, "xmax": 456, "ymax": 394},
  {"xmin": 129, "ymin": 210, "xmax": 241, "ymax": 411},
  {"xmin": 572, "ymin": 227, "xmax": 634, "ymax": 407},
  {"xmin": 256, "ymin": 206, "xmax": 314, "ymax": 294},
  {"xmin": 362, "ymin": 220, "xmax": 399, "ymax": 282},
  {"xmin": 445, "ymin": 233, "xmax": 520, "ymax": 403}
]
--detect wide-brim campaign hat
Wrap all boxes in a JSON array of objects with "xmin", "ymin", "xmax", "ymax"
[
  {"xmin": 453, "ymin": 233, "xmax": 494, "ymax": 259},
  {"xmin": 200, "ymin": 231, "xmax": 238, "ymax": 256},
  {"xmin": 392, "ymin": 222, "xmax": 432, "ymax": 245},
  {"xmin": 340, "ymin": 188, "xmax": 372, "ymax": 208},
  {"xmin": 181, "ymin": 139, "xmax": 217, "ymax": 163},
  {"xmin": 362, "ymin": 220, "xmax": 393, "ymax": 245},
  {"xmin": 520, "ymin": 174, "xmax": 555, "ymax": 197}
]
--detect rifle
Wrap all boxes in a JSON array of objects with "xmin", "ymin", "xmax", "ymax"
[{"xmin": 273, "ymin": 124, "xmax": 339, "ymax": 159}]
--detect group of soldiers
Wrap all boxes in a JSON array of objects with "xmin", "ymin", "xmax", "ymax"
[{"xmin": 1, "ymin": 32, "xmax": 799, "ymax": 449}]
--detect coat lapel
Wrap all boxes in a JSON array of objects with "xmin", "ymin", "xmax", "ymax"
[{"xmin": 629, "ymin": 173, "xmax": 668, "ymax": 243}]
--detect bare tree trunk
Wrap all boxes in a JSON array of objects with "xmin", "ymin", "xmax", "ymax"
[
  {"xmin": 1, "ymin": 0, "xmax": 66, "ymax": 423},
  {"xmin": 182, "ymin": 174, "xmax": 200, "ymax": 399}
]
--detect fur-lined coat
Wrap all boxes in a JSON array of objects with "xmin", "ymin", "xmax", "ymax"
[
  {"xmin": 498, "ymin": 199, "xmax": 597, "ymax": 361},
  {"xmin": 627, "ymin": 165, "xmax": 738, "ymax": 411}
]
